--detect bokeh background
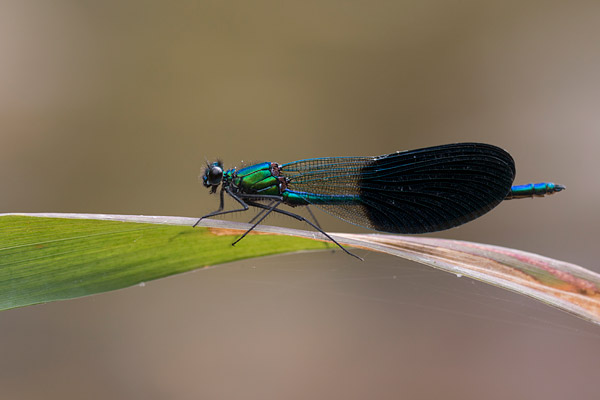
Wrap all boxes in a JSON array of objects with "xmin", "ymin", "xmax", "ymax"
[{"xmin": 1, "ymin": 1, "xmax": 599, "ymax": 399}]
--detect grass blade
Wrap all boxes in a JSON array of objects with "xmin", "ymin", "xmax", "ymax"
[{"xmin": 1, "ymin": 213, "xmax": 598, "ymax": 326}]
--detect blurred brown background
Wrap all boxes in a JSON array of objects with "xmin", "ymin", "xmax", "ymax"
[{"xmin": 1, "ymin": 1, "xmax": 599, "ymax": 399}]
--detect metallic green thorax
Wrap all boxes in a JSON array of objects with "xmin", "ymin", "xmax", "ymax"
[{"xmin": 226, "ymin": 162, "xmax": 281, "ymax": 197}]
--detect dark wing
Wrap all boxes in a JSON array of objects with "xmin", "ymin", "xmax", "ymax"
[{"xmin": 281, "ymin": 143, "xmax": 515, "ymax": 233}]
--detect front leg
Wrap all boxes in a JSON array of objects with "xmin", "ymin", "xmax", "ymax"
[{"xmin": 193, "ymin": 188, "xmax": 250, "ymax": 227}]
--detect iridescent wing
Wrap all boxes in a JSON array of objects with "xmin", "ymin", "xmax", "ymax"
[{"xmin": 281, "ymin": 143, "xmax": 515, "ymax": 233}]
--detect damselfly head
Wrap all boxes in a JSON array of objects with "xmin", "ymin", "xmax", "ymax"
[{"xmin": 203, "ymin": 160, "xmax": 223, "ymax": 193}]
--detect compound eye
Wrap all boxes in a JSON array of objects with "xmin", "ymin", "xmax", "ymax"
[{"xmin": 208, "ymin": 166, "xmax": 223, "ymax": 184}]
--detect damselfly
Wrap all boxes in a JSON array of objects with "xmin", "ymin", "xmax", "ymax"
[{"xmin": 194, "ymin": 143, "xmax": 564, "ymax": 259}]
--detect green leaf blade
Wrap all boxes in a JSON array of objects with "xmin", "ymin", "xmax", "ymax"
[
  {"xmin": 3, "ymin": 213, "xmax": 600, "ymax": 327},
  {"xmin": 0, "ymin": 216, "xmax": 331, "ymax": 310}
]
